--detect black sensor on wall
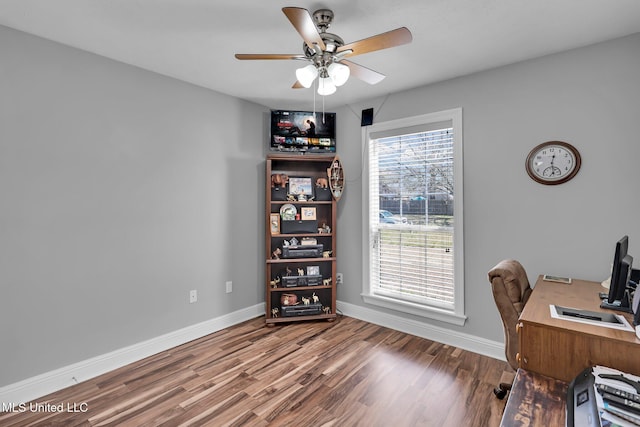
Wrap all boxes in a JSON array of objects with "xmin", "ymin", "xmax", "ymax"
[{"xmin": 361, "ymin": 108, "xmax": 374, "ymax": 126}]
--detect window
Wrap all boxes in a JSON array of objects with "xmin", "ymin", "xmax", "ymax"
[{"xmin": 362, "ymin": 109, "xmax": 466, "ymax": 325}]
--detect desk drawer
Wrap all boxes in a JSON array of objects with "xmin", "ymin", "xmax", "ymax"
[{"xmin": 519, "ymin": 321, "xmax": 640, "ymax": 382}]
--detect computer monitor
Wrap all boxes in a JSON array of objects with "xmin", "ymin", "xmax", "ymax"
[{"xmin": 601, "ymin": 235, "xmax": 633, "ymax": 312}]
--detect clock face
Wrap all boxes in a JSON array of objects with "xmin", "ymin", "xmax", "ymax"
[{"xmin": 526, "ymin": 141, "xmax": 581, "ymax": 185}]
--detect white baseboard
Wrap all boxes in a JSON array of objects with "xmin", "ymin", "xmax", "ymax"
[
  {"xmin": 337, "ymin": 300, "xmax": 505, "ymax": 361},
  {"xmin": 0, "ymin": 304, "xmax": 265, "ymax": 405},
  {"xmin": 1, "ymin": 301, "xmax": 503, "ymax": 405}
]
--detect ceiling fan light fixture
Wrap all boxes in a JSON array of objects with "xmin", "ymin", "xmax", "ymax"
[
  {"xmin": 327, "ymin": 62, "xmax": 350, "ymax": 87},
  {"xmin": 295, "ymin": 64, "xmax": 318, "ymax": 88},
  {"xmin": 317, "ymin": 76, "xmax": 336, "ymax": 96},
  {"xmin": 235, "ymin": 8, "xmax": 412, "ymax": 95}
]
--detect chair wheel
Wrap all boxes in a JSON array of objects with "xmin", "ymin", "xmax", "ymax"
[{"xmin": 493, "ymin": 386, "xmax": 508, "ymax": 400}]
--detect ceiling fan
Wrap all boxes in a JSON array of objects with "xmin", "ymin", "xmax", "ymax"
[{"xmin": 235, "ymin": 7, "xmax": 412, "ymax": 95}]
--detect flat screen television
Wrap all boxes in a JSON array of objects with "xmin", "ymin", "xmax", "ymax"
[
  {"xmin": 601, "ymin": 235, "xmax": 633, "ymax": 312},
  {"xmin": 270, "ymin": 110, "xmax": 336, "ymax": 153}
]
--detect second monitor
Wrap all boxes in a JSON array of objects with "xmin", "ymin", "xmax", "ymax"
[{"xmin": 601, "ymin": 235, "xmax": 635, "ymax": 313}]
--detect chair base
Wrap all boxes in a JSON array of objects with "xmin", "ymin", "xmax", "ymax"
[{"xmin": 493, "ymin": 382, "xmax": 512, "ymax": 400}]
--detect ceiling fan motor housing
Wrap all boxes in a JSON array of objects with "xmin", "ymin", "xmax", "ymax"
[
  {"xmin": 303, "ymin": 32, "xmax": 344, "ymax": 55},
  {"xmin": 303, "ymin": 9, "xmax": 345, "ymax": 71},
  {"xmin": 303, "ymin": 35, "xmax": 345, "ymax": 72}
]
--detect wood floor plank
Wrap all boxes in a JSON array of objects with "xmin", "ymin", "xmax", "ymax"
[{"xmin": 0, "ymin": 316, "xmax": 512, "ymax": 426}]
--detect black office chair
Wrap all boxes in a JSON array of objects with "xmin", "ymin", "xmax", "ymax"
[{"xmin": 488, "ymin": 259, "xmax": 533, "ymax": 399}]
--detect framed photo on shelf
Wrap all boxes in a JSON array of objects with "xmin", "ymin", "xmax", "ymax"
[
  {"xmin": 270, "ymin": 213, "xmax": 280, "ymax": 234},
  {"xmin": 301, "ymin": 207, "xmax": 317, "ymax": 220},
  {"xmin": 307, "ymin": 265, "xmax": 320, "ymax": 276},
  {"xmin": 288, "ymin": 177, "xmax": 313, "ymax": 197}
]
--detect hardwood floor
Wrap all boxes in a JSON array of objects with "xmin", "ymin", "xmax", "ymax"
[{"xmin": 0, "ymin": 316, "xmax": 513, "ymax": 426}]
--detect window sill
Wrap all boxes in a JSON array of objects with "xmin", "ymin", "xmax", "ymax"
[{"xmin": 361, "ymin": 293, "xmax": 467, "ymax": 326}]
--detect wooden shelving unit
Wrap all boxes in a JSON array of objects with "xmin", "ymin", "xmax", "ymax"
[{"xmin": 265, "ymin": 154, "xmax": 337, "ymax": 325}]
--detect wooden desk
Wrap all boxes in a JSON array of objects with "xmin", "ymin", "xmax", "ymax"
[
  {"xmin": 518, "ymin": 276, "xmax": 639, "ymax": 382},
  {"xmin": 500, "ymin": 369, "xmax": 567, "ymax": 427}
]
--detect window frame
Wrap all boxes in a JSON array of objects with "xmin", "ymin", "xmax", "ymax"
[{"xmin": 361, "ymin": 108, "xmax": 466, "ymax": 326}]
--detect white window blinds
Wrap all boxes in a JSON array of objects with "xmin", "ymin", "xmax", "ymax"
[{"xmin": 369, "ymin": 125, "xmax": 455, "ymax": 307}]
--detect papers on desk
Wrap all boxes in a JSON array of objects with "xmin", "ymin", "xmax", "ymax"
[
  {"xmin": 593, "ymin": 365, "xmax": 640, "ymax": 427},
  {"xmin": 549, "ymin": 304, "xmax": 635, "ymax": 332}
]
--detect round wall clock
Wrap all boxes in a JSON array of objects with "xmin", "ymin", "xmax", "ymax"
[{"xmin": 525, "ymin": 141, "xmax": 581, "ymax": 185}]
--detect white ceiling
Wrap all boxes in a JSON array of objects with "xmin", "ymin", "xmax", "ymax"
[{"xmin": 1, "ymin": 0, "xmax": 640, "ymax": 110}]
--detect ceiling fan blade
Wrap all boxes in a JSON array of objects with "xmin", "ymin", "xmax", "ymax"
[
  {"xmin": 292, "ymin": 81, "xmax": 305, "ymax": 89},
  {"xmin": 282, "ymin": 7, "xmax": 326, "ymax": 51},
  {"xmin": 342, "ymin": 60, "xmax": 386, "ymax": 85},
  {"xmin": 235, "ymin": 54, "xmax": 306, "ymax": 60},
  {"xmin": 337, "ymin": 27, "xmax": 412, "ymax": 57}
]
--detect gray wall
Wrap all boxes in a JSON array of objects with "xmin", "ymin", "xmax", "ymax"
[
  {"xmin": 0, "ymin": 26, "xmax": 267, "ymax": 386},
  {"xmin": 335, "ymin": 33, "xmax": 640, "ymax": 342},
  {"xmin": 2, "ymin": 22, "xmax": 639, "ymax": 388}
]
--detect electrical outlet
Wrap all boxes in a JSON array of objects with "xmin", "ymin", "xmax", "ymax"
[
  {"xmin": 336, "ymin": 273, "xmax": 343, "ymax": 285},
  {"xmin": 226, "ymin": 281, "xmax": 233, "ymax": 293},
  {"xmin": 189, "ymin": 290, "xmax": 197, "ymax": 303}
]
